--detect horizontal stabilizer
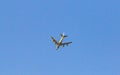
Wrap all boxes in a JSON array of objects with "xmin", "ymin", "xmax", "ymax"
[{"xmin": 60, "ymin": 34, "xmax": 68, "ymax": 37}]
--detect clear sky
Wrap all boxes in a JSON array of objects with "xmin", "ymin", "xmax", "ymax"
[{"xmin": 0, "ymin": 0, "xmax": 120, "ymax": 75}]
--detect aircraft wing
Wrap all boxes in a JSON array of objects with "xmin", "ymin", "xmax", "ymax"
[
  {"xmin": 62, "ymin": 42, "xmax": 72, "ymax": 46},
  {"xmin": 51, "ymin": 36, "xmax": 58, "ymax": 45}
]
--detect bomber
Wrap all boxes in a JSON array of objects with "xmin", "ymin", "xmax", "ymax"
[{"xmin": 51, "ymin": 33, "xmax": 72, "ymax": 50}]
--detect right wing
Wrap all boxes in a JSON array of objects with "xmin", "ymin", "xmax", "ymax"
[
  {"xmin": 62, "ymin": 42, "xmax": 72, "ymax": 46},
  {"xmin": 51, "ymin": 36, "xmax": 58, "ymax": 45}
]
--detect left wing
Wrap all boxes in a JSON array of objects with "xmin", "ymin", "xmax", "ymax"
[
  {"xmin": 51, "ymin": 36, "xmax": 58, "ymax": 45},
  {"xmin": 62, "ymin": 42, "xmax": 72, "ymax": 47}
]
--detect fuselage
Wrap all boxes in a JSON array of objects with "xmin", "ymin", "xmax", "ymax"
[
  {"xmin": 56, "ymin": 36, "xmax": 65, "ymax": 49},
  {"xmin": 58, "ymin": 36, "xmax": 64, "ymax": 45}
]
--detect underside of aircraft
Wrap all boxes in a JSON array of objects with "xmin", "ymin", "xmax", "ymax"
[{"xmin": 51, "ymin": 33, "xmax": 72, "ymax": 50}]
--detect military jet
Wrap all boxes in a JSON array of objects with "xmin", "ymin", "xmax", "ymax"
[{"xmin": 51, "ymin": 33, "xmax": 72, "ymax": 50}]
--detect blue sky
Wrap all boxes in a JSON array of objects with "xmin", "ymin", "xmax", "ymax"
[{"xmin": 0, "ymin": 0, "xmax": 120, "ymax": 75}]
